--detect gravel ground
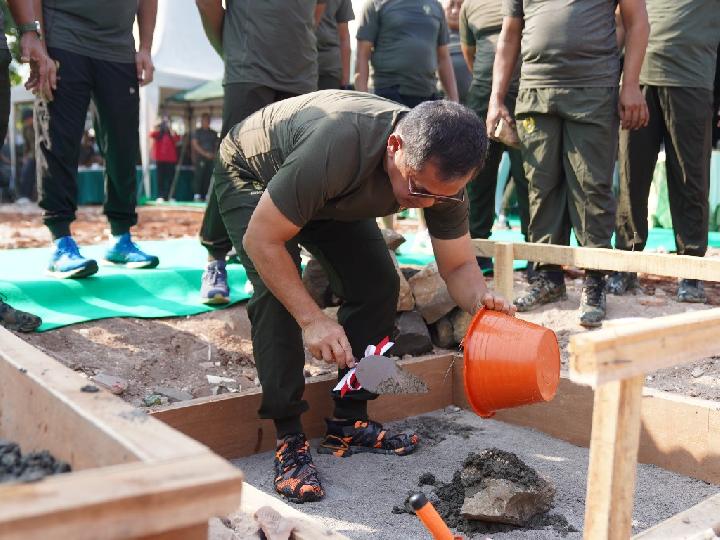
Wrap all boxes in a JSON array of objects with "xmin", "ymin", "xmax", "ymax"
[{"xmin": 233, "ymin": 408, "xmax": 718, "ymax": 540}]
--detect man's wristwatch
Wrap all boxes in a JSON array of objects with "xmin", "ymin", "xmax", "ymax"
[{"xmin": 17, "ymin": 21, "xmax": 41, "ymax": 38}]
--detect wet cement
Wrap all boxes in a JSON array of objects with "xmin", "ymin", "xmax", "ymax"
[
  {"xmin": 233, "ymin": 408, "xmax": 719, "ymax": 539},
  {"xmin": 0, "ymin": 439, "xmax": 71, "ymax": 484},
  {"xmin": 373, "ymin": 370, "xmax": 429, "ymax": 395}
]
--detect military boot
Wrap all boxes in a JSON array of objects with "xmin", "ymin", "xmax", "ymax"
[{"xmin": 580, "ymin": 272, "xmax": 607, "ymax": 328}]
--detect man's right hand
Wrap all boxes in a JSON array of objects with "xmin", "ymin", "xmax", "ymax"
[
  {"xmin": 301, "ymin": 315, "xmax": 356, "ymax": 369},
  {"xmin": 485, "ymin": 98, "xmax": 513, "ymax": 139}
]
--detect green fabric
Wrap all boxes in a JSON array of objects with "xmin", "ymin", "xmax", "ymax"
[
  {"xmin": 503, "ymin": 0, "xmax": 620, "ymax": 88},
  {"xmin": 169, "ymin": 79, "xmax": 223, "ymax": 103},
  {"xmin": 356, "ymin": 0, "xmax": 449, "ymax": 97},
  {"xmin": 0, "ymin": 10, "xmax": 6, "ymax": 49},
  {"xmin": 640, "ymin": 0, "xmax": 720, "ymax": 91},
  {"xmin": 316, "ymin": 0, "xmax": 355, "ymax": 79},
  {"xmin": 219, "ymin": 91, "xmax": 469, "ymax": 240},
  {"xmin": 42, "ymin": 0, "xmax": 137, "ymax": 63},
  {"xmin": 77, "ymin": 167, "xmax": 196, "ymax": 205},
  {"xmin": 223, "ymin": 0, "xmax": 323, "ymax": 93},
  {"xmin": 516, "ymin": 87, "xmax": 619, "ymax": 251}
]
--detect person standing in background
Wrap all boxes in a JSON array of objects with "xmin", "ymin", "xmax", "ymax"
[
  {"xmin": 316, "ymin": 0, "xmax": 354, "ymax": 90},
  {"xmin": 441, "ymin": 0, "xmax": 471, "ymax": 103},
  {"xmin": 37, "ymin": 0, "xmax": 160, "ymax": 279},
  {"xmin": 149, "ymin": 116, "xmax": 179, "ymax": 202},
  {"xmin": 195, "ymin": 0, "xmax": 326, "ymax": 305},
  {"xmin": 191, "ymin": 112, "xmax": 217, "ymax": 201},
  {"xmin": 489, "ymin": 0, "xmax": 649, "ymax": 328},
  {"xmin": 460, "ymin": 0, "xmax": 528, "ymax": 274},
  {"xmin": 355, "ymin": 0, "xmax": 459, "ymax": 106},
  {"xmin": 1, "ymin": 0, "xmax": 56, "ymax": 331},
  {"xmin": 609, "ymin": 0, "xmax": 720, "ymax": 303}
]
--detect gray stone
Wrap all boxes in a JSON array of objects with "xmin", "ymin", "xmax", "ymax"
[
  {"xmin": 302, "ymin": 258, "xmax": 331, "ymax": 308},
  {"xmin": 391, "ymin": 311, "xmax": 433, "ymax": 357},
  {"xmin": 154, "ymin": 386, "xmax": 193, "ymax": 403},
  {"xmin": 381, "ymin": 228, "xmax": 406, "ymax": 251},
  {"xmin": 691, "ymin": 367, "xmax": 706, "ymax": 378},
  {"xmin": 461, "ymin": 477, "xmax": 555, "ymax": 526},
  {"xmin": 429, "ymin": 315, "xmax": 456, "ymax": 349},
  {"xmin": 208, "ymin": 517, "xmax": 238, "ymax": 540},
  {"xmin": 211, "ymin": 385, "xmax": 231, "ymax": 396},
  {"xmin": 142, "ymin": 394, "xmax": 163, "ymax": 407},
  {"xmin": 450, "ymin": 308, "xmax": 473, "ymax": 345},
  {"xmin": 390, "ymin": 251, "xmax": 415, "ymax": 312},
  {"xmin": 91, "ymin": 373, "xmax": 128, "ymax": 395},
  {"xmin": 408, "ymin": 263, "xmax": 456, "ymax": 324}
]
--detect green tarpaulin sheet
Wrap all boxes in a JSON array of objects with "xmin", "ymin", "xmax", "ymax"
[{"xmin": 3, "ymin": 228, "xmax": 720, "ymax": 332}]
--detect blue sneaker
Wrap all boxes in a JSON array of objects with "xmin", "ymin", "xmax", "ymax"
[
  {"xmin": 47, "ymin": 237, "xmax": 99, "ymax": 279},
  {"xmin": 103, "ymin": 233, "xmax": 160, "ymax": 269},
  {"xmin": 200, "ymin": 260, "xmax": 230, "ymax": 304}
]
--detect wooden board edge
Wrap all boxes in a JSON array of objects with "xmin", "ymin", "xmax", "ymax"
[
  {"xmin": 453, "ymin": 364, "xmax": 720, "ymax": 485},
  {"xmin": 0, "ymin": 454, "xmax": 243, "ymax": 540},
  {"xmin": 632, "ymin": 492, "xmax": 720, "ymax": 539},
  {"xmin": 152, "ymin": 352, "xmax": 456, "ymax": 459},
  {"xmin": 0, "ymin": 326, "xmax": 211, "ymax": 466}
]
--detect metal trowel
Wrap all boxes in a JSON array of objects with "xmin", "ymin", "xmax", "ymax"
[{"xmin": 354, "ymin": 354, "xmax": 429, "ymax": 395}]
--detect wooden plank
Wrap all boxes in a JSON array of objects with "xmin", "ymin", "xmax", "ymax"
[
  {"xmin": 584, "ymin": 376, "xmax": 644, "ymax": 540},
  {"xmin": 454, "ymin": 362, "xmax": 720, "ymax": 485},
  {"xmin": 0, "ymin": 455, "xmax": 242, "ymax": 540},
  {"xmin": 633, "ymin": 493, "xmax": 720, "ymax": 539},
  {"xmin": 472, "ymin": 238, "xmax": 720, "ymax": 282},
  {"xmin": 568, "ymin": 309, "xmax": 720, "ymax": 386},
  {"xmin": 493, "ymin": 242, "xmax": 515, "ymax": 301},
  {"xmin": 0, "ymin": 326, "xmax": 209, "ymax": 469},
  {"xmin": 241, "ymin": 483, "xmax": 350, "ymax": 540},
  {"xmin": 134, "ymin": 523, "xmax": 208, "ymax": 540},
  {"xmin": 153, "ymin": 353, "xmax": 455, "ymax": 459}
]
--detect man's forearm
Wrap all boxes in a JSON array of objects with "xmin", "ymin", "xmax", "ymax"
[
  {"xmin": 244, "ymin": 239, "xmax": 324, "ymax": 328},
  {"xmin": 196, "ymin": 0, "xmax": 224, "ymax": 56},
  {"xmin": 444, "ymin": 261, "xmax": 489, "ymax": 314},
  {"xmin": 354, "ymin": 41, "xmax": 372, "ymax": 92},
  {"xmin": 339, "ymin": 25, "xmax": 351, "ymax": 86},
  {"xmin": 620, "ymin": 13, "xmax": 648, "ymax": 86},
  {"xmin": 489, "ymin": 23, "xmax": 521, "ymax": 104},
  {"xmin": 437, "ymin": 48, "xmax": 459, "ymax": 102},
  {"xmin": 137, "ymin": 0, "xmax": 157, "ymax": 53},
  {"xmin": 8, "ymin": 0, "xmax": 37, "ymax": 25}
]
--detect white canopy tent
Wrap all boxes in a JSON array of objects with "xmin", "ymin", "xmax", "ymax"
[{"xmin": 7, "ymin": 0, "xmax": 223, "ymax": 197}]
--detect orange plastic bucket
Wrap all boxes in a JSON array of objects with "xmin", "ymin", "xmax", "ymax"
[{"xmin": 463, "ymin": 308, "xmax": 560, "ymax": 418}]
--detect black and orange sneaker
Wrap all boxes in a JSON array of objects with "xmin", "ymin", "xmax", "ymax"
[
  {"xmin": 318, "ymin": 419, "xmax": 420, "ymax": 458},
  {"xmin": 273, "ymin": 433, "xmax": 325, "ymax": 504}
]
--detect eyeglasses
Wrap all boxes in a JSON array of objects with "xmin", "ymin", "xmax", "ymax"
[{"xmin": 408, "ymin": 177, "xmax": 465, "ymax": 204}]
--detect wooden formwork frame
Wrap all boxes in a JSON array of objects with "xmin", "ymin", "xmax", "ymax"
[
  {"xmin": 150, "ymin": 239, "xmax": 720, "ymax": 539},
  {"xmin": 0, "ymin": 326, "xmax": 245, "ymax": 540}
]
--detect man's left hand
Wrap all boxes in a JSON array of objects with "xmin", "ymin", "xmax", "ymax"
[
  {"xmin": 619, "ymin": 84, "xmax": 649, "ymax": 130},
  {"xmin": 20, "ymin": 33, "xmax": 56, "ymax": 101},
  {"xmin": 476, "ymin": 292, "xmax": 517, "ymax": 316},
  {"xmin": 136, "ymin": 49, "xmax": 154, "ymax": 86}
]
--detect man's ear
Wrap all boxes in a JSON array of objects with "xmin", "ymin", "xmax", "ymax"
[{"xmin": 386, "ymin": 133, "xmax": 402, "ymax": 157}]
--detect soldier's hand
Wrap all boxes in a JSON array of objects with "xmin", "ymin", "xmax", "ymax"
[
  {"xmin": 486, "ymin": 99, "xmax": 514, "ymax": 140},
  {"xmin": 476, "ymin": 292, "xmax": 517, "ymax": 316},
  {"xmin": 20, "ymin": 33, "xmax": 56, "ymax": 101},
  {"xmin": 619, "ymin": 84, "xmax": 649, "ymax": 131},
  {"xmin": 302, "ymin": 315, "xmax": 356, "ymax": 369}
]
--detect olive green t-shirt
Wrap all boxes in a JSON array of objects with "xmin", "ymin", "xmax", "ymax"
[
  {"xmin": 222, "ymin": 90, "xmax": 469, "ymax": 240},
  {"xmin": 460, "ymin": 0, "xmax": 519, "ymax": 93},
  {"xmin": 317, "ymin": 0, "xmax": 355, "ymax": 79},
  {"xmin": 503, "ymin": 0, "xmax": 620, "ymax": 88},
  {"xmin": 223, "ymin": 0, "xmax": 325, "ymax": 94},
  {"xmin": 356, "ymin": 0, "xmax": 450, "ymax": 97},
  {"xmin": 640, "ymin": 0, "xmax": 720, "ymax": 91},
  {"xmin": 42, "ymin": 0, "xmax": 137, "ymax": 63}
]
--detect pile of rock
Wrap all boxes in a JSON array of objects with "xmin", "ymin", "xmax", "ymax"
[
  {"xmin": 395, "ymin": 448, "xmax": 569, "ymax": 535},
  {"xmin": 303, "ymin": 229, "xmax": 473, "ymax": 356},
  {"xmin": 0, "ymin": 439, "xmax": 71, "ymax": 484}
]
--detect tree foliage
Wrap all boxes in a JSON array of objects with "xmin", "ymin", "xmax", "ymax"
[{"xmin": 2, "ymin": 3, "xmax": 23, "ymax": 86}]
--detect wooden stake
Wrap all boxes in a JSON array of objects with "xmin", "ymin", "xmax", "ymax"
[
  {"xmin": 493, "ymin": 242, "xmax": 514, "ymax": 302},
  {"xmin": 584, "ymin": 375, "xmax": 644, "ymax": 540}
]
